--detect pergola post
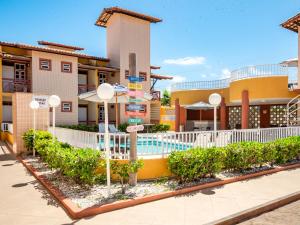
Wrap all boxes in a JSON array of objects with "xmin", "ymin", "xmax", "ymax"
[
  {"xmin": 175, "ymin": 98, "xmax": 180, "ymax": 132},
  {"xmin": 220, "ymin": 97, "xmax": 227, "ymax": 130},
  {"xmin": 241, "ymin": 90, "xmax": 249, "ymax": 129}
]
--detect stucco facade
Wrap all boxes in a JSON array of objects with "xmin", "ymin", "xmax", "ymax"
[{"xmin": 31, "ymin": 51, "xmax": 78, "ymax": 125}]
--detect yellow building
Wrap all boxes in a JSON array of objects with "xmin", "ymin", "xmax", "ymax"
[{"xmin": 170, "ymin": 13, "xmax": 300, "ymax": 131}]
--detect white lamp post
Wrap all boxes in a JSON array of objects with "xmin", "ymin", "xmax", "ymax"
[
  {"xmin": 48, "ymin": 95, "xmax": 61, "ymax": 142},
  {"xmin": 209, "ymin": 93, "xmax": 222, "ymax": 145},
  {"xmin": 97, "ymin": 83, "xmax": 115, "ymax": 197},
  {"xmin": 29, "ymin": 100, "xmax": 40, "ymax": 157}
]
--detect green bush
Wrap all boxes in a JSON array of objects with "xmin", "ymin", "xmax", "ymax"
[
  {"xmin": 223, "ymin": 142, "xmax": 264, "ymax": 171},
  {"xmin": 58, "ymin": 124, "xmax": 99, "ymax": 132},
  {"xmin": 111, "ymin": 160, "xmax": 144, "ymax": 194},
  {"xmin": 168, "ymin": 147, "xmax": 225, "ymax": 182},
  {"xmin": 23, "ymin": 129, "xmax": 106, "ymax": 184},
  {"xmin": 149, "ymin": 124, "xmax": 170, "ymax": 133},
  {"xmin": 23, "ymin": 129, "xmax": 52, "ymax": 152},
  {"xmin": 118, "ymin": 122, "xmax": 129, "ymax": 132}
]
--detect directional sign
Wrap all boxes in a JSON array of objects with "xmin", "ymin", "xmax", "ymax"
[
  {"xmin": 128, "ymin": 90, "xmax": 144, "ymax": 97},
  {"xmin": 128, "ymin": 98, "xmax": 143, "ymax": 103},
  {"xmin": 128, "ymin": 76, "xmax": 144, "ymax": 83},
  {"xmin": 126, "ymin": 125, "xmax": 144, "ymax": 133},
  {"xmin": 127, "ymin": 104, "xmax": 144, "ymax": 111},
  {"xmin": 128, "ymin": 118, "xmax": 143, "ymax": 124},
  {"xmin": 125, "ymin": 111, "xmax": 146, "ymax": 117},
  {"xmin": 32, "ymin": 95, "xmax": 49, "ymax": 109},
  {"xmin": 128, "ymin": 83, "xmax": 142, "ymax": 90}
]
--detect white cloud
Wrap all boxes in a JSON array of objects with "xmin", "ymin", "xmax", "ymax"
[
  {"xmin": 163, "ymin": 56, "xmax": 206, "ymax": 66},
  {"xmin": 221, "ymin": 68, "xmax": 231, "ymax": 78},
  {"xmin": 172, "ymin": 75, "xmax": 187, "ymax": 83}
]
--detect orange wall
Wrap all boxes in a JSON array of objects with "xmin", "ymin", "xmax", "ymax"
[
  {"xmin": 171, "ymin": 88, "xmax": 230, "ymax": 106},
  {"xmin": 229, "ymin": 76, "xmax": 298, "ymax": 102}
]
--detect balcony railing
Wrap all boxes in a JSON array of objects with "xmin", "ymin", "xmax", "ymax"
[
  {"xmin": 151, "ymin": 90, "xmax": 161, "ymax": 101},
  {"xmin": 171, "ymin": 64, "xmax": 289, "ymax": 92},
  {"xmin": 78, "ymin": 84, "xmax": 96, "ymax": 94},
  {"xmin": 2, "ymin": 78, "xmax": 31, "ymax": 93}
]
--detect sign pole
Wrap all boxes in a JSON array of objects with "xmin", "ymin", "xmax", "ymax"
[{"xmin": 129, "ymin": 53, "xmax": 137, "ymax": 186}]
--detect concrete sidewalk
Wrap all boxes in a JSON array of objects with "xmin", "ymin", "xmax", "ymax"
[{"xmin": 1, "ymin": 142, "xmax": 300, "ymax": 225}]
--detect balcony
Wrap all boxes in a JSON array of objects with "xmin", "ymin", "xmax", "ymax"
[
  {"xmin": 2, "ymin": 78, "xmax": 31, "ymax": 93},
  {"xmin": 171, "ymin": 64, "xmax": 290, "ymax": 92},
  {"xmin": 151, "ymin": 90, "xmax": 161, "ymax": 101},
  {"xmin": 78, "ymin": 84, "xmax": 96, "ymax": 94}
]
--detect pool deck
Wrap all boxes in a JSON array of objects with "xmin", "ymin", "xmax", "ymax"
[{"xmin": 1, "ymin": 142, "xmax": 300, "ymax": 225}]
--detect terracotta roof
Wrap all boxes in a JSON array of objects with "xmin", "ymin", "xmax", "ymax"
[
  {"xmin": 0, "ymin": 41, "xmax": 109, "ymax": 62},
  {"xmin": 95, "ymin": 6, "xmax": 162, "ymax": 27},
  {"xmin": 151, "ymin": 74, "xmax": 173, "ymax": 80},
  {"xmin": 281, "ymin": 13, "xmax": 300, "ymax": 33},
  {"xmin": 2, "ymin": 52, "xmax": 31, "ymax": 61},
  {"xmin": 37, "ymin": 41, "xmax": 84, "ymax": 51},
  {"xmin": 150, "ymin": 65, "xmax": 161, "ymax": 70}
]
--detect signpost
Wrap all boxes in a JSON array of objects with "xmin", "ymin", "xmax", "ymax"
[
  {"xmin": 32, "ymin": 95, "xmax": 49, "ymax": 109},
  {"xmin": 126, "ymin": 124, "xmax": 144, "ymax": 133},
  {"xmin": 128, "ymin": 83, "xmax": 143, "ymax": 90}
]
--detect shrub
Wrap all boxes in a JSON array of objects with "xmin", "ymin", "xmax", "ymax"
[
  {"xmin": 118, "ymin": 122, "xmax": 129, "ymax": 132},
  {"xmin": 149, "ymin": 124, "xmax": 170, "ymax": 133},
  {"xmin": 168, "ymin": 147, "xmax": 225, "ymax": 182},
  {"xmin": 270, "ymin": 136, "xmax": 300, "ymax": 164},
  {"xmin": 24, "ymin": 129, "xmax": 106, "ymax": 184},
  {"xmin": 111, "ymin": 160, "xmax": 144, "ymax": 194},
  {"xmin": 58, "ymin": 124, "xmax": 99, "ymax": 132},
  {"xmin": 224, "ymin": 142, "xmax": 263, "ymax": 171},
  {"xmin": 23, "ymin": 129, "xmax": 52, "ymax": 153}
]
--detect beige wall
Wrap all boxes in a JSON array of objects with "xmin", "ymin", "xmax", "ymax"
[
  {"xmin": 31, "ymin": 51, "xmax": 78, "ymax": 125},
  {"xmin": 106, "ymin": 13, "xmax": 151, "ymax": 124},
  {"xmin": 12, "ymin": 93, "xmax": 49, "ymax": 154}
]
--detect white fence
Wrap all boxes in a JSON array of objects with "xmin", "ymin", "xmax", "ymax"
[
  {"xmin": 49, "ymin": 126, "xmax": 300, "ymax": 159},
  {"xmin": 171, "ymin": 64, "xmax": 289, "ymax": 91}
]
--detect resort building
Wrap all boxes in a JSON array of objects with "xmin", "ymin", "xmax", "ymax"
[
  {"xmin": 170, "ymin": 13, "xmax": 300, "ymax": 132},
  {"xmin": 0, "ymin": 7, "xmax": 171, "ymax": 127}
]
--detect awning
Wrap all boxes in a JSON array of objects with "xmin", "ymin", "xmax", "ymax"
[
  {"xmin": 280, "ymin": 58, "xmax": 298, "ymax": 67},
  {"xmin": 184, "ymin": 101, "xmax": 214, "ymax": 110}
]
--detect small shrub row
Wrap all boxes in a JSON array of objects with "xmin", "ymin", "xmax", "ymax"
[
  {"xmin": 58, "ymin": 124, "xmax": 99, "ymax": 132},
  {"xmin": 168, "ymin": 136, "xmax": 300, "ymax": 182},
  {"xmin": 23, "ymin": 130, "xmax": 105, "ymax": 184}
]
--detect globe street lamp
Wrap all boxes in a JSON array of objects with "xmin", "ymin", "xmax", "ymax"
[
  {"xmin": 209, "ymin": 93, "xmax": 222, "ymax": 145},
  {"xmin": 29, "ymin": 100, "xmax": 40, "ymax": 157},
  {"xmin": 97, "ymin": 83, "xmax": 115, "ymax": 197},
  {"xmin": 48, "ymin": 95, "xmax": 61, "ymax": 142}
]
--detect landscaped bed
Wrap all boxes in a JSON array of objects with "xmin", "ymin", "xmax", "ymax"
[{"xmin": 21, "ymin": 129, "xmax": 300, "ymax": 211}]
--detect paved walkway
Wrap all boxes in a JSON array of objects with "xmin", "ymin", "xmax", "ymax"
[
  {"xmin": 240, "ymin": 200, "xmax": 300, "ymax": 225},
  {"xmin": 1, "ymin": 143, "xmax": 300, "ymax": 225}
]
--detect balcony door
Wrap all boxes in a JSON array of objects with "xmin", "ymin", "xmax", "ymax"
[{"xmin": 98, "ymin": 71, "xmax": 107, "ymax": 85}]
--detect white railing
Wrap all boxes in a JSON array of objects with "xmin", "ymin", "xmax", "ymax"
[
  {"xmin": 49, "ymin": 126, "xmax": 300, "ymax": 159},
  {"xmin": 171, "ymin": 78, "xmax": 230, "ymax": 91},
  {"xmin": 171, "ymin": 64, "xmax": 289, "ymax": 91},
  {"xmin": 1, "ymin": 122, "xmax": 13, "ymax": 134}
]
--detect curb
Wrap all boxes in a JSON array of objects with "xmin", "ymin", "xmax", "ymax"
[
  {"xmin": 18, "ymin": 156, "xmax": 300, "ymax": 219},
  {"xmin": 207, "ymin": 191, "xmax": 300, "ymax": 225}
]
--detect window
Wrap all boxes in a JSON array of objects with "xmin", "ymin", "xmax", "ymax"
[
  {"xmin": 125, "ymin": 70, "xmax": 129, "ymax": 79},
  {"xmin": 139, "ymin": 72, "xmax": 147, "ymax": 81},
  {"xmin": 98, "ymin": 105, "xmax": 105, "ymax": 122},
  {"xmin": 98, "ymin": 71, "xmax": 107, "ymax": 84},
  {"xmin": 61, "ymin": 101, "xmax": 72, "ymax": 112},
  {"xmin": 39, "ymin": 58, "xmax": 51, "ymax": 71},
  {"xmin": 61, "ymin": 61, "xmax": 72, "ymax": 73}
]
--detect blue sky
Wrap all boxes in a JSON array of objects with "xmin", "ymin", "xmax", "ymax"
[{"xmin": 0, "ymin": 0, "xmax": 299, "ymax": 91}]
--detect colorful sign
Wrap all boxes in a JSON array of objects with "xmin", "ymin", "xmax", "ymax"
[
  {"xmin": 127, "ymin": 104, "xmax": 144, "ymax": 111},
  {"xmin": 32, "ymin": 95, "xmax": 49, "ymax": 109},
  {"xmin": 128, "ymin": 98, "xmax": 143, "ymax": 103},
  {"xmin": 125, "ymin": 111, "xmax": 146, "ymax": 117},
  {"xmin": 128, "ymin": 118, "xmax": 143, "ymax": 124},
  {"xmin": 128, "ymin": 83, "xmax": 142, "ymax": 90},
  {"xmin": 128, "ymin": 90, "xmax": 144, "ymax": 97},
  {"xmin": 128, "ymin": 76, "xmax": 144, "ymax": 83},
  {"xmin": 126, "ymin": 124, "xmax": 144, "ymax": 133}
]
